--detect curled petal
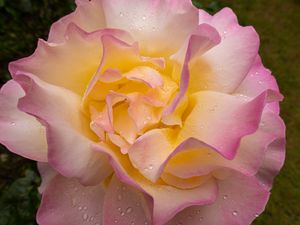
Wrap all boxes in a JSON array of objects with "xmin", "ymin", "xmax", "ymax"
[
  {"xmin": 0, "ymin": 80, "xmax": 47, "ymax": 162},
  {"xmin": 191, "ymin": 8, "xmax": 260, "ymax": 93},
  {"xmin": 166, "ymin": 171, "xmax": 270, "ymax": 225},
  {"xmin": 14, "ymin": 73, "xmax": 112, "ymax": 185}
]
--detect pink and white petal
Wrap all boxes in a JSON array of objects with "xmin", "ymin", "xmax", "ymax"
[
  {"xmin": 255, "ymin": 110, "xmax": 286, "ymax": 190},
  {"xmin": 166, "ymin": 171, "xmax": 269, "ymax": 225},
  {"xmin": 191, "ymin": 8, "xmax": 259, "ymax": 93},
  {"xmin": 235, "ymin": 55, "xmax": 281, "ymax": 114},
  {"xmin": 128, "ymin": 128, "xmax": 175, "ymax": 182},
  {"xmin": 15, "ymin": 73, "xmax": 112, "ymax": 185},
  {"xmin": 0, "ymin": 80, "xmax": 47, "ymax": 162},
  {"xmin": 37, "ymin": 174, "xmax": 105, "ymax": 225},
  {"xmin": 48, "ymin": 0, "xmax": 105, "ymax": 43},
  {"xmin": 165, "ymin": 109, "xmax": 285, "ymax": 179},
  {"xmin": 10, "ymin": 24, "xmax": 129, "ymax": 96},
  {"xmin": 124, "ymin": 66, "xmax": 163, "ymax": 88},
  {"xmin": 37, "ymin": 162, "xmax": 58, "ymax": 193},
  {"xmin": 93, "ymin": 143, "xmax": 217, "ymax": 225},
  {"xmin": 102, "ymin": 0, "xmax": 198, "ymax": 56},
  {"xmin": 179, "ymin": 91, "xmax": 269, "ymax": 159},
  {"xmin": 164, "ymin": 24, "xmax": 221, "ymax": 116},
  {"xmin": 107, "ymin": 133, "xmax": 130, "ymax": 154},
  {"xmin": 103, "ymin": 175, "xmax": 152, "ymax": 225}
]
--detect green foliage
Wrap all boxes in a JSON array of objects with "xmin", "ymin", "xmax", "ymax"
[{"xmin": 0, "ymin": 144, "xmax": 41, "ymax": 225}]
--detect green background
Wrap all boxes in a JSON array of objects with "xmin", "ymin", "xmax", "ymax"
[{"xmin": 0, "ymin": 0, "xmax": 299, "ymax": 224}]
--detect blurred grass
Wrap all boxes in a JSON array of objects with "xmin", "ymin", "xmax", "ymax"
[{"xmin": 0, "ymin": 0, "xmax": 299, "ymax": 224}]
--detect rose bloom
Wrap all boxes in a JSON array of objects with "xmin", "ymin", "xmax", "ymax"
[{"xmin": 0, "ymin": 0, "xmax": 285, "ymax": 225}]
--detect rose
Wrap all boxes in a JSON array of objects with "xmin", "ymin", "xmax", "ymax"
[{"xmin": 0, "ymin": 0, "xmax": 285, "ymax": 225}]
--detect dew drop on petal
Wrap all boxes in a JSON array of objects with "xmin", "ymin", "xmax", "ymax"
[
  {"xmin": 223, "ymin": 195, "xmax": 228, "ymax": 200},
  {"xmin": 82, "ymin": 213, "xmax": 88, "ymax": 221},
  {"xmin": 78, "ymin": 206, "xmax": 82, "ymax": 211},
  {"xmin": 10, "ymin": 122, "xmax": 16, "ymax": 126},
  {"xmin": 117, "ymin": 207, "xmax": 122, "ymax": 212},
  {"xmin": 126, "ymin": 207, "xmax": 133, "ymax": 214},
  {"xmin": 119, "ymin": 12, "xmax": 124, "ymax": 17},
  {"xmin": 232, "ymin": 211, "xmax": 238, "ymax": 216},
  {"xmin": 117, "ymin": 194, "xmax": 122, "ymax": 201}
]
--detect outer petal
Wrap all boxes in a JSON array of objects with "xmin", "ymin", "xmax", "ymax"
[
  {"xmin": 48, "ymin": 0, "xmax": 105, "ymax": 43},
  {"xmin": 165, "ymin": 108, "xmax": 285, "ymax": 179},
  {"xmin": 93, "ymin": 143, "xmax": 217, "ymax": 225},
  {"xmin": 178, "ymin": 91, "xmax": 269, "ymax": 159},
  {"xmin": 235, "ymin": 55, "xmax": 281, "ymax": 114},
  {"xmin": 167, "ymin": 171, "xmax": 270, "ymax": 225},
  {"xmin": 14, "ymin": 73, "xmax": 112, "ymax": 185},
  {"xmin": 37, "ymin": 170, "xmax": 105, "ymax": 225},
  {"xmin": 190, "ymin": 8, "xmax": 259, "ymax": 93},
  {"xmin": 0, "ymin": 80, "xmax": 47, "ymax": 162},
  {"xmin": 255, "ymin": 110, "xmax": 286, "ymax": 190},
  {"xmin": 10, "ymin": 24, "xmax": 130, "ymax": 96},
  {"xmin": 102, "ymin": 0, "xmax": 198, "ymax": 56},
  {"xmin": 103, "ymin": 175, "xmax": 152, "ymax": 225}
]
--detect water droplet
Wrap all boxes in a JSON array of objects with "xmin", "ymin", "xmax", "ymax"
[
  {"xmin": 199, "ymin": 216, "xmax": 203, "ymax": 221},
  {"xmin": 255, "ymin": 213, "xmax": 259, "ymax": 218},
  {"xmin": 90, "ymin": 217, "xmax": 94, "ymax": 221},
  {"xmin": 119, "ymin": 12, "xmax": 124, "ymax": 17},
  {"xmin": 120, "ymin": 211, "xmax": 125, "ymax": 216},
  {"xmin": 82, "ymin": 213, "xmax": 88, "ymax": 221},
  {"xmin": 146, "ymin": 116, "xmax": 151, "ymax": 121},
  {"xmin": 118, "ymin": 207, "xmax": 122, "ymax": 212},
  {"xmin": 196, "ymin": 210, "xmax": 201, "ymax": 214},
  {"xmin": 258, "ymin": 80, "xmax": 263, "ymax": 84},
  {"xmin": 10, "ymin": 122, "xmax": 16, "ymax": 126},
  {"xmin": 131, "ymin": 222, "xmax": 135, "ymax": 225},
  {"xmin": 117, "ymin": 194, "xmax": 122, "ymax": 201},
  {"xmin": 78, "ymin": 206, "xmax": 82, "ymax": 211},
  {"xmin": 232, "ymin": 211, "xmax": 238, "ymax": 216},
  {"xmin": 83, "ymin": 206, "xmax": 87, "ymax": 210},
  {"xmin": 126, "ymin": 207, "xmax": 133, "ymax": 214},
  {"xmin": 222, "ymin": 30, "xmax": 227, "ymax": 38},
  {"xmin": 260, "ymin": 122, "xmax": 265, "ymax": 127},
  {"xmin": 152, "ymin": 26, "xmax": 156, "ymax": 31},
  {"xmin": 188, "ymin": 214, "xmax": 193, "ymax": 219},
  {"xmin": 114, "ymin": 219, "xmax": 118, "ymax": 223},
  {"xmin": 255, "ymin": 72, "xmax": 259, "ymax": 75},
  {"xmin": 71, "ymin": 198, "xmax": 76, "ymax": 206},
  {"xmin": 148, "ymin": 164, "xmax": 153, "ymax": 170},
  {"xmin": 95, "ymin": 223, "xmax": 100, "ymax": 225},
  {"xmin": 142, "ymin": 15, "xmax": 146, "ymax": 20},
  {"xmin": 223, "ymin": 195, "xmax": 228, "ymax": 200},
  {"xmin": 144, "ymin": 222, "xmax": 149, "ymax": 225},
  {"xmin": 178, "ymin": 223, "xmax": 183, "ymax": 225}
]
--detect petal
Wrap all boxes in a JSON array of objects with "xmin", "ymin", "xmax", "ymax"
[
  {"xmin": 37, "ymin": 172, "xmax": 105, "ymax": 225},
  {"xmin": 235, "ymin": 55, "xmax": 281, "ymax": 114},
  {"xmin": 0, "ymin": 80, "xmax": 47, "ymax": 162},
  {"xmin": 48, "ymin": 0, "xmax": 105, "ymax": 43},
  {"xmin": 103, "ymin": 175, "xmax": 152, "ymax": 225},
  {"xmin": 14, "ymin": 73, "xmax": 112, "ymax": 185},
  {"xmin": 93, "ymin": 142, "xmax": 217, "ymax": 225},
  {"xmin": 165, "ymin": 108, "xmax": 285, "ymax": 179},
  {"xmin": 178, "ymin": 91, "xmax": 269, "ymax": 159},
  {"xmin": 164, "ymin": 23, "xmax": 221, "ymax": 116},
  {"xmin": 255, "ymin": 110, "xmax": 286, "ymax": 190},
  {"xmin": 10, "ymin": 24, "xmax": 130, "ymax": 96},
  {"xmin": 124, "ymin": 66, "xmax": 163, "ymax": 88},
  {"xmin": 102, "ymin": 0, "xmax": 198, "ymax": 56},
  {"xmin": 190, "ymin": 8, "xmax": 259, "ymax": 93},
  {"xmin": 167, "ymin": 171, "xmax": 270, "ymax": 225}
]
